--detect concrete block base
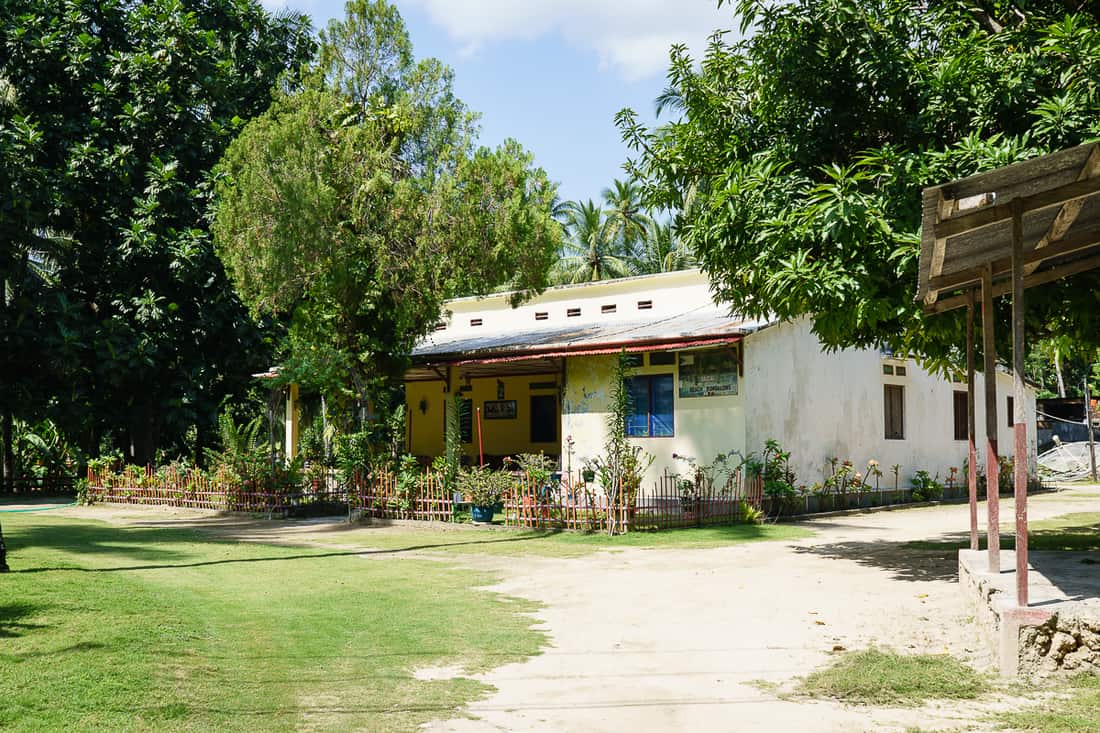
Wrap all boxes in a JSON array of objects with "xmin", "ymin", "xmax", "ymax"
[{"xmin": 960, "ymin": 549, "xmax": 1100, "ymax": 677}]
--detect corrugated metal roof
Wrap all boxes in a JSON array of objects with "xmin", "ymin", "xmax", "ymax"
[
  {"xmin": 452, "ymin": 336, "xmax": 742, "ymax": 365},
  {"xmin": 411, "ymin": 303, "xmax": 767, "ymax": 363}
]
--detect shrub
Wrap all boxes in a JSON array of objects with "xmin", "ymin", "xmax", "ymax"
[
  {"xmin": 202, "ymin": 409, "xmax": 273, "ymax": 486},
  {"xmin": 334, "ymin": 428, "xmax": 386, "ymax": 480},
  {"xmin": 910, "ymin": 470, "xmax": 944, "ymax": 502},
  {"xmin": 761, "ymin": 439, "xmax": 797, "ymax": 498},
  {"xmin": 395, "ymin": 454, "xmax": 422, "ymax": 511},
  {"xmin": 458, "ymin": 465, "xmax": 514, "ymax": 507},
  {"xmin": 508, "ymin": 452, "xmax": 557, "ymax": 486}
]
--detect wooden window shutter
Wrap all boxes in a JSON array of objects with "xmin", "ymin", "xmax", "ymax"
[
  {"xmin": 953, "ymin": 391, "xmax": 968, "ymax": 441},
  {"xmin": 884, "ymin": 384, "xmax": 905, "ymax": 440}
]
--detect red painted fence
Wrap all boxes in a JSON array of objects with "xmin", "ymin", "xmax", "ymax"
[
  {"xmin": 87, "ymin": 465, "xmax": 765, "ymax": 534},
  {"xmin": 87, "ymin": 465, "xmax": 455, "ymax": 520},
  {"xmin": 504, "ymin": 469, "xmax": 765, "ymax": 534}
]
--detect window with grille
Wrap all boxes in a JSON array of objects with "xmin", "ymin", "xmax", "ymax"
[{"xmin": 625, "ymin": 374, "xmax": 674, "ymax": 437}]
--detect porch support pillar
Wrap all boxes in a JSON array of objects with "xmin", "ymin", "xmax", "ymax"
[
  {"xmin": 966, "ymin": 291, "xmax": 979, "ymax": 551},
  {"xmin": 1011, "ymin": 201, "xmax": 1030, "ymax": 607},
  {"xmin": 981, "ymin": 265, "xmax": 1000, "ymax": 573}
]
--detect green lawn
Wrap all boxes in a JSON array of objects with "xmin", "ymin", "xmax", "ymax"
[
  {"xmin": 306, "ymin": 521, "xmax": 812, "ymax": 558},
  {"xmin": 0, "ymin": 513, "xmax": 544, "ymax": 733},
  {"xmin": 906, "ymin": 512, "xmax": 1100, "ymax": 552},
  {"xmin": 797, "ymin": 649, "xmax": 987, "ymax": 706}
]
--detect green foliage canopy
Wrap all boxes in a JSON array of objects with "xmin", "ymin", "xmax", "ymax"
[
  {"xmin": 618, "ymin": 0, "xmax": 1100, "ymax": 364},
  {"xmin": 213, "ymin": 0, "xmax": 562, "ymax": 410},
  {"xmin": 0, "ymin": 0, "xmax": 314, "ymax": 464}
]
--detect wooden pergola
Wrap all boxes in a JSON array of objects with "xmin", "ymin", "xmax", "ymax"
[{"xmin": 917, "ymin": 141, "xmax": 1100, "ymax": 608}]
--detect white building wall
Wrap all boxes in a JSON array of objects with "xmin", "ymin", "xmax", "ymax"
[
  {"xmin": 562, "ymin": 353, "xmax": 746, "ymax": 490},
  {"xmin": 434, "ymin": 269, "xmax": 720, "ymax": 342},
  {"xmin": 427, "ymin": 270, "xmax": 1039, "ymax": 493},
  {"xmin": 742, "ymin": 318, "xmax": 1037, "ymax": 488}
]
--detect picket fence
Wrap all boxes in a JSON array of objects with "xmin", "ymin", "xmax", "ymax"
[
  {"xmin": 86, "ymin": 465, "xmax": 455, "ymax": 520},
  {"xmin": 504, "ymin": 469, "xmax": 765, "ymax": 533},
  {"xmin": 1, "ymin": 475, "xmax": 77, "ymax": 494},
  {"xmin": 86, "ymin": 465, "xmax": 766, "ymax": 534}
]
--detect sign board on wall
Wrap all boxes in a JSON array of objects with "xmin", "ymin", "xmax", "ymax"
[
  {"xmin": 678, "ymin": 348, "xmax": 738, "ymax": 397},
  {"xmin": 483, "ymin": 400, "xmax": 517, "ymax": 419}
]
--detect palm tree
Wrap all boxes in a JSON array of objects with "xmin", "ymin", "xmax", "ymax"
[
  {"xmin": 654, "ymin": 85, "xmax": 685, "ymax": 117},
  {"xmin": 548, "ymin": 191, "xmax": 572, "ymax": 224},
  {"xmin": 632, "ymin": 219, "xmax": 696, "ymax": 274},
  {"xmin": 550, "ymin": 200, "xmax": 634, "ymax": 284},
  {"xmin": 601, "ymin": 179, "xmax": 650, "ymax": 260}
]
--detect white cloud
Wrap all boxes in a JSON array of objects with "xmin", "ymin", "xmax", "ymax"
[{"xmin": 403, "ymin": 1, "xmax": 734, "ymax": 82}]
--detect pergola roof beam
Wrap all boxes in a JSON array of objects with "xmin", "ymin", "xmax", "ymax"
[
  {"xmin": 934, "ymin": 177, "xmax": 1100, "ymax": 240},
  {"xmin": 941, "ymin": 142, "xmax": 1091, "ymax": 201},
  {"xmin": 917, "ymin": 142, "xmax": 1100, "ymax": 308},
  {"xmin": 1025, "ymin": 145, "xmax": 1100, "ymax": 276},
  {"xmin": 927, "ymin": 251, "xmax": 1100, "ymax": 314},
  {"xmin": 926, "ymin": 226, "xmax": 1100, "ymax": 293}
]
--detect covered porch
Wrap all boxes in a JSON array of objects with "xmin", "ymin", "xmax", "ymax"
[{"xmin": 404, "ymin": 357, "xmax": 565, "ymax": 467}]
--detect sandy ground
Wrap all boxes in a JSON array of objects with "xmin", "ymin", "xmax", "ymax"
[{"xmin": 21, "ymin": 484, "xmax": 1100, "ymax": 732}]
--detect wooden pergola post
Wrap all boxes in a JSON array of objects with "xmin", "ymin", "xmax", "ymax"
[
  {"xmin": 966, "ymin": 293, "xmax": 979, "ymax": 552},
  {"xmin": 981, "ymin": 265, "xmax": 1000, "ymax": 573},
  {"xmin": 917, "ymin": 143, "xmax": 1100, "ymax": 619},
  {"xmin": 1011, "ymin": 202, "xmax": 1029, "ymax": 607}
]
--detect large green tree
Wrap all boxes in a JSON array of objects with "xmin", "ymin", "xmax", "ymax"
[
  {"xmin": 618, "ymin": 0, "xmax": 1100, "ymax": 364},
  {"xmin": 0, "ymin": 76, "xmax": 65, "ymax": 489},
  {"xmin": 1, "ymin": 0, "xmax": 313, "ymax": 465},
  {"xmin": 213, "ymin": 0, "xmax": 561, "ymax": 417}
]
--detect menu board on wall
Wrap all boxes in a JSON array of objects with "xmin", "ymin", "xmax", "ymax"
[{"xmin": 678, "ymin": 348, "xmax": 738, "ymax": 397}]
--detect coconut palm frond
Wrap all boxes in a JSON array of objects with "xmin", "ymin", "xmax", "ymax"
[
  {"xmin": 632, "ymin": 219, "xmax": 696, "ymax": 274},
  {"xmin": 654, "ymin": 85, "xmax": 685, "ymax": 118}
]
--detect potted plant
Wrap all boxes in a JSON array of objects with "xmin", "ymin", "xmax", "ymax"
[
  {"xmin": 620, "ymin": 445, "xmax": 653, "ymax": 523},
  {"xmin": 678, "ymin": 477, "xmax": 699, "ymax": 520},
  {"xmin": 458, "ymin": 466, "xmax": 513, "ymax": 523},
  {"xmin": 508, "ymin": 453, "xmax": 559, "ymax": 520}
]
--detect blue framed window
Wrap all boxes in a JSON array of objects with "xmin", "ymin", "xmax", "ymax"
[{"xmin": 625, "ymin": 374, "xmax": 674, "ymax": 437}]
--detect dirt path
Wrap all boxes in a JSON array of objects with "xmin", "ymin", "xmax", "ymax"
[
  {"xmin": 422, "ymin": 487, "xmax": 1098, "ymax": 733},
  {"xmin": 49, "ymin": 485, "xmax": 1100, "ymax": 732}
]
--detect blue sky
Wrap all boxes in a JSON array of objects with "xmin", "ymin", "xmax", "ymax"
[{"xmin": 261, "ymin": 0, "xmax": 734, "ymax": 205}]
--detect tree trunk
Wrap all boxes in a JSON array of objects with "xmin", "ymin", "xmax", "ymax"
[
  {"xmin": 1055, "ymin": 347, "xmax": 1066, "ymax": 398},
  {"xmin": 0, "ymin": 408, "xmax": 10, "ymax": 570},
  {"xmin": 2, "ymin": 409, "xmax": 14, "ymax": 493},
  {"xmin": 128, "ymin": 395, "xmax": 158, "ymax": 466},
  {"xmin": 0, "ymin": 518, "xmax": 9, "ymax": 572}
]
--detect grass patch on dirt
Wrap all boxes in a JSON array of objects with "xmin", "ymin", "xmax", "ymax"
[
  {"xmin": 995, "ymin": 674, "xmax": 1100, "ymax": 733},
  {"xmin": 307, "ymin": 521, "xmax": 812, "ymax": 558},
  {"xmin": 906, "ymin": 512, "xmax": 1100, "ymax": 552},
  {"xmin": 0, "ymin": 513, "xmax": 544, "ymax": 733},
  {"xmin": 797, "ymin": 649, "xmax": 987, "ymax": 706}
]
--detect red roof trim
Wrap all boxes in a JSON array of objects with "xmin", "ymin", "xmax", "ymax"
[{"xmin": 449, "ymin": 335, "xmax": 741, "ymax": 366}]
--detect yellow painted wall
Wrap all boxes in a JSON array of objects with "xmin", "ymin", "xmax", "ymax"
[
  {"xmin": 562, "ymin": 351, "xmax": 746, "ymax": 490},
  {"xmin": 406, "ymin": 380, "xmax": 447, "ymax": 458},
  {"xmin": 405, "ymin": 373, "xmax": 562, "ymax": 460}
]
